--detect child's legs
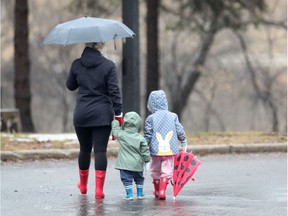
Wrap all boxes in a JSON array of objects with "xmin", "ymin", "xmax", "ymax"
[
  {"xmin": 150, "ymin": 157, "xmax": 161, "ymax": 179},
  {"xmin": 160, "ymin": 157, "xmax": 174, "ymax": 179},
  {"xmin": 120, "ymin": 170, "xmax": 133, "ymax": 186},
  {"xmin": 133, "ymin": 172, "xmax": 145, "ymax": 185}
]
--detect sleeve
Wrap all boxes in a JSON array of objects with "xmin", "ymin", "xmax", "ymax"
[
  {"xmin": 111, "ymin": 119, "xmax": 122, "ymax": 139},
  {"xmin": 144, "ymin": 116, "xmax": 153, "ymax": 144},
  {"xmin": 107, "ymin": 63, "xmax": 122, "ymax": 116},
  {"xmin": 66, "ymin": 62, "xmax": 78, "ymax": 91},
  {"xmin": 140, "ymin": 138, "xmax": 151, "ymax": 163},
  {"xmin": 175, "ymin": 115, "xmax": 187, "ymax": 144}
]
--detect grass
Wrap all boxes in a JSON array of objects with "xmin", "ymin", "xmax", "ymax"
[
  {"xmin": 187, "ymin": 131, "xmax": 287, "ymax": 145},
  {"xmin": 0, "ymin": 131, "xmax": 287, "ymax": 151},
  {"xmin": 0, "ymin": 133, "xmax": 78, "ymax": 151}
]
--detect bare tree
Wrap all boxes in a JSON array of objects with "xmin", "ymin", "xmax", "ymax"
[
  {"xmin": 235, "ymin": 32, "xmax": 285, "ymax": 132},
  {"xmin": 194, "ymin": 84, "xmax": 226, "ymax": 132},
  {"xmin": 14, "ymin": 0, "xmax": 35, "ymax": 132},
  {"xmin": 161, "ymin": 0, "xmax": 270, "ymax": 120},
  {"xmin": 68, "ymin": 0, "xmax": 120, "ymax": 16}
]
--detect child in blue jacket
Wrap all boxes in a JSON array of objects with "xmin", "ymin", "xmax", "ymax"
[{"xmin": 144, "ymin": 90, "xmax": 187, "ymax": 200}]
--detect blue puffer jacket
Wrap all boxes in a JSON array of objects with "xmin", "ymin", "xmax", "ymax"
[{"xmin": 144, "ymin": 90, "xmax": 187, "ymax": 156}]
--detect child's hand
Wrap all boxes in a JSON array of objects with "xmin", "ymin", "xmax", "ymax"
[
  {"xmin": 112, "ymin": 114, "xmax": 123, "ymax": 140},
  {"xmin": 183, "ymin": 145, "xmax": 187, "ymax": 152},
  {"xmin": 144, "ymin": 162, "xmax": 150, "ymax": 172},
  {"xmin": 181, "ymin": 140, "xmax": 187, "ymax": 152}
]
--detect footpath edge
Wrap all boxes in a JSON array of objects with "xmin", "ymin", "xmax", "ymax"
[{"xmin": 1, "ymin": 142, "xmax": 286, "ymax": 162}]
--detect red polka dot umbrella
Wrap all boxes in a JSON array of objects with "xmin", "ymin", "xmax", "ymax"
[{"xmin": 173, "ymin": 151, "xmax": 201, "ymax": 199}]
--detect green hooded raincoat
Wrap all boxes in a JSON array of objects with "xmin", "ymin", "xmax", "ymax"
[{"xmin": 112, "ymin": 112, "xmax": 151, "ymax": 172}]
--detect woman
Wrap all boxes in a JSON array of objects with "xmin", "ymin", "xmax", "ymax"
[{"xmin": 66, "ymin": 42, "xmax": 123, "ymax": 199}]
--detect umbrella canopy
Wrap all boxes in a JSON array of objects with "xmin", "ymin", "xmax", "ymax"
[
  {"xmin": 173, "ymin": 151, "xmax": 201, "ymax": 199},
  {"xmin": 43, "ymin": 16, "xmax": 135, "ymax": 45}
]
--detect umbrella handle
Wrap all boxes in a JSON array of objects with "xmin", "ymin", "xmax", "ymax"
[{"xmin": 113, "ymin": 34, "xmax": 117, "ymax": 50}]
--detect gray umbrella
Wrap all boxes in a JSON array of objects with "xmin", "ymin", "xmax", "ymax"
[{"xmin": 43, "ymin": 16, "xmax": 135, "ymax": 46}]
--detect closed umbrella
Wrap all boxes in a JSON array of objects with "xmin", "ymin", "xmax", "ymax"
[
  {"xmin": 43, "ymin": 16, "xmax": 135, "ymax": 46},
  {"xmin": 173, "ymin": 151, "xmax": 201, "ymax": 199}
]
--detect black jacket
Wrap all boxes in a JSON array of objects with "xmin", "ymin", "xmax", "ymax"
[{"xmin": 66, "ymin": 47, "xmax": 122, "ymax": 127}]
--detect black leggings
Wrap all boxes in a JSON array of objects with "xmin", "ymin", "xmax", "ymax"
[{"xmin": 74, "ymin": 126, "xmax": 111, "ymax": 171}]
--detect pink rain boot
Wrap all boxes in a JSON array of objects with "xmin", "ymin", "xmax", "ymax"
[
  {"xmin": 95, "ymin": 170, "xmax": 106, "ymax": 199},
  {"xmin": 158, "ymin": 177, "xmax": 169, "ymax": 200},
  {"xmin": 153, "ymin": 179, "xmax": 160, "ymax": 198},
  {"xmin": 78, "ymin": 169, "xmax": 89, "ymax": 194}
]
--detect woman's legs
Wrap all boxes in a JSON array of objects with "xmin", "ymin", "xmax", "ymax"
[
  {"xmin": 74, "ymin": 125, "xmax": 111, "ymax": 198},
  {"xmin": 74, "ymin": 126, "xmax": 93, "ymax": 194},
  {"xmin": 92, "ymin": 126, "xmax": 111, "ymax": 170},
  {"xmin": 92, "ymin": 126, "xmax": 111, "ymax": 199},
  {"xmin": 75, "ymin": 126, "xmax": 93, "ymax": 170}
]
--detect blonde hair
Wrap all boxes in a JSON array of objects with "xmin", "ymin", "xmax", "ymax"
[{"xmin": 85, "ymin": 42, "xmax": 105, "ymax": 50}]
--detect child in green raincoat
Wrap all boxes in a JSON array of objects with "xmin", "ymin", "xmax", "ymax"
[{"xmin": 111, "ymin": 111, "xmax": 151, "ymax": 200}]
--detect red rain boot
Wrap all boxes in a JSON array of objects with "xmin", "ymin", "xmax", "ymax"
[
  {"xmin": 153, "ymin": 179, "xmax": 160, "ymax": 198},
  {"xmin": 95, "ymin": 170, "xmax": 106, "ymax": 199},
  {"xmin": 78, "ymin": 169, "xmax": 89, "ymax": 194},
  {"xmin": 158, "ymin": 177, "xmax": 169, "ymax": 200}
]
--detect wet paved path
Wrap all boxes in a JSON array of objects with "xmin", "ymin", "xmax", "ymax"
[{"xmin": 1, "ymin": 153, "xmax": 287, "ymax": 216}]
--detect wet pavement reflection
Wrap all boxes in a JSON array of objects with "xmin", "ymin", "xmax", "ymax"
[
  {"xmin": 1, "ymin": 153, "xmax": 287, "ymax": 216},
  {"xmin": 74, "ymin": 194, "xmax": 197, "ymax": 216}
]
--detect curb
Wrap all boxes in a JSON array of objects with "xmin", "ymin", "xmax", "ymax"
[
  {"xmin": 190, "ymin": 143, "xmax": 287, "ymax": 155},
  {"xmin": 1, "ymin": 143, "xmax": 286, "ymax": 162}
]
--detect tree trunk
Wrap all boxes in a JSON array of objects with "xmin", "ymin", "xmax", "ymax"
[
  {"xmin": 235, "ymin": 32, "xmax": 279, "ymax": 132},
  {"xmin": 171, "ymin": 28, "xmax": 217, "ymax": 120},
  {"xmin": 146, "ymin": 0, "xmax": 159, "ymax": 117},
  {"xmin": 14, "ymin": 0, "xmax": 35, "ymax": 132},
  {"xmin": 122, "ymin": 0, "xmax": 140, "ymax": 114}
]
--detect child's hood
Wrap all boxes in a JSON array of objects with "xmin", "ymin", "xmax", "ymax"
[
  {"xmin": 123, "ymin": 111, "xmax": 142, "ymax": 132},
  {"xmin": 147, "ymin": 90, "xmax": 168, "ymax": 113}
]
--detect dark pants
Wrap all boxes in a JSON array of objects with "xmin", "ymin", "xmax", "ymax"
[
  {"xmin": 120, "ymin": 170, "xmax": 145, "ymax": 186},
  {"xmin": 74, "ymin": 126, "xmax": 111, "ymax": 170}
]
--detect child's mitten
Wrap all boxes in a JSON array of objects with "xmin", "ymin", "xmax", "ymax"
[{"xmin": 115, "ymin": 115, "xmax": 123, "ymax": 126}]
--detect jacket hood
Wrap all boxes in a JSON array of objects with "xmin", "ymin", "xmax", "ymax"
[
  {"xmin": 80, "ymin": 47, "xmax": 105, "ymax": 67},
  {"xmin": 147, "ymin": 90, "xmax": 168, "ymax": 113},
  {"xmin": 123, "ymin": 111, "xmax": 142, "ymax": 132}
]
